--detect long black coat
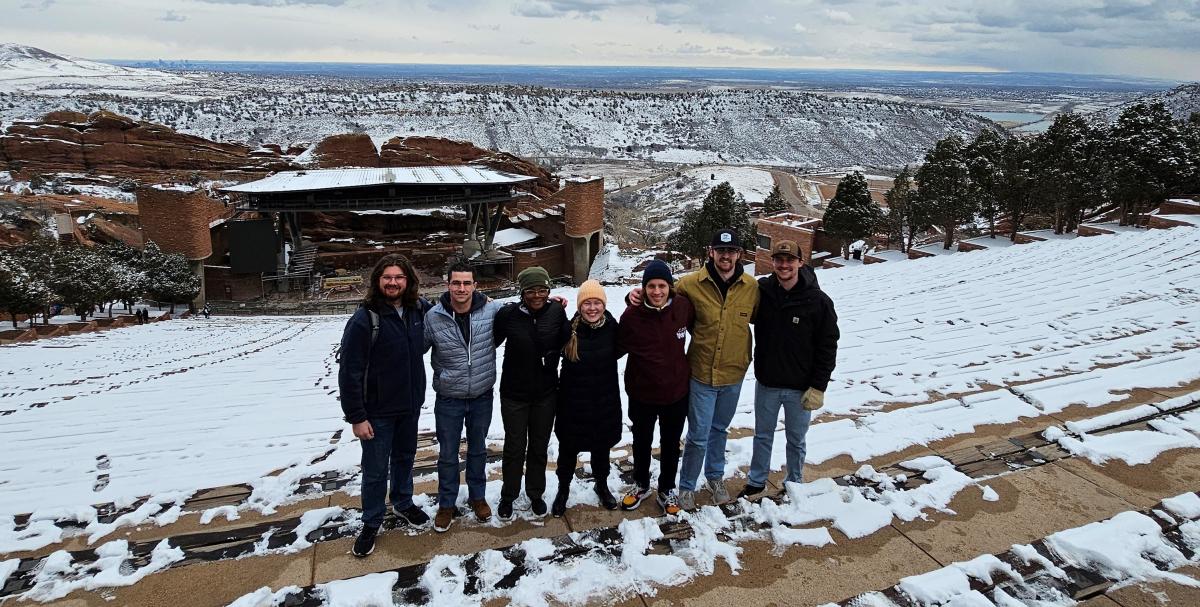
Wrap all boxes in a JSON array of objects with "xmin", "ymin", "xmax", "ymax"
[{"xmin": 555, "ymin": 311, "xmax": 623, "ymax": 450}]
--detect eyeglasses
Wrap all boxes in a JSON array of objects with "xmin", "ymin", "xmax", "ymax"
[
  {"xmin": 524, "ymin": 287, "xmax": 550, "ymax": 296},
  {"xmin": 381, "ymin": 275, "xmax": 407, "ymax": 282}
]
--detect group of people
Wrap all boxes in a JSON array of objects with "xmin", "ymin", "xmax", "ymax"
[{"xmin": 336, "ymin": 228, "xmax": 840, "ymax": 558}]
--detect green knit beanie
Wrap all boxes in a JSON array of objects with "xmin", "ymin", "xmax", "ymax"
[{"xmin": 517, "ymin": 266, "xmax": 551, "ymax": 292}]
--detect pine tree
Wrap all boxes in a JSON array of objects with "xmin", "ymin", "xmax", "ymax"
[
  {"xmin": 1109, "ymin": 102, "xmax": 1193, "ymax": 226},
  {"xmin": 822, "ymin": 171, "xmax": 883, "ymax": 259},
  {"xmin": 142, "ymin": 242, "xmax": 200, "ymax": 313},
  {"xmin": 668, "ymin": 182, "xmax": 755, "ymax": 258},
  {"xmin": 761, "ymin": 184, "xmax": 788, "ymax": 215},
  {"xmin": 966, "ymin": 129, "xmax": 1005, "ymax": 238},
  {"xmin": 1031, "ymin": 114, "xmax": 1106, "ymax": 233},
  {"xmin": 0, "ymin": 250, "xmax": 52, "ymax": 328},
  {"xmin": 915, "ymin": 135, "xmax": 975, "ymax": 249},
  {"xmin": 994, "ymin": 137, "xmax": 1036, "ymax": 241},
  {"xmin": 49, "ymin": 246, "xmax": 118, "ymax": 321},
  {"xmin": 883, "ymin": 166, "xmax": 916, "ymax": 251}
]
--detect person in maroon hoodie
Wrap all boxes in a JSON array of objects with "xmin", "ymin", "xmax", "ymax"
[{"xmin": 617, "ymin": 260, "xmax": 695, "ymax": 515}]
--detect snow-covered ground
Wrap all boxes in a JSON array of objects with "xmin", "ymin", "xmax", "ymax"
[{"xmin": 2, "ymin": 226, "xmax": 1200, "ymax": 604}]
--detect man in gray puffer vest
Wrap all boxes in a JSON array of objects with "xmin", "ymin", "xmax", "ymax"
[{"xmin": 425, "ymin": 261, "xmax": 502, "ymax": 532}]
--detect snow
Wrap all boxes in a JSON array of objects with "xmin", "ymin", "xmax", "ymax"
[
  {"xmin": 1153, "ymin": 214, "xmax": 1199, "ymax": 225},
  {"xmin": 318, "ymin": 572, "xmax": 398, "ymax": 607},
  {"xmin": 222, "ymin": 166, "xmax": 535, "ymax": 193},
  {"xmin": 1162, "ymin": 493, "xmax": 1200, "ymax": 520},
  {"xmin": 4, "ymin": 226, "xmax": 1200, "ymax": 601},
  {"xmin": 492, "ymin": 227, "xmax": 539, "ymax": 247},
  {"xmin": 1045, "ymin": 510, "xmax": 1200, "ymax": 589},
  {"xmin": 0, "ymin": 43, "xmax": 187, "ymax": 95}
]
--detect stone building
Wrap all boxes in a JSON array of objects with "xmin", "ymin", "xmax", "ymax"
[{"xmin": 753, "ymin": 212, "xmax": 825, "ymax": 274}]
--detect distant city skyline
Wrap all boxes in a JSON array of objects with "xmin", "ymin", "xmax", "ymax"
[{"xmin": 3, "ymin": 0, "xmax": 1199, "ymax": 81}]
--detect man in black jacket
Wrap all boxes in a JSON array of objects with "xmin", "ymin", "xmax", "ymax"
[
  {"xmin": 493, "ymin": 266, "xmax": 568, "ymax": 520},
  {"xmin": 739, "ymin": 240, "xmax": 839, "ymax": 498},
  {"xmin": 338, "ymin": 254, "xmax": 432, "ymax": 557}
]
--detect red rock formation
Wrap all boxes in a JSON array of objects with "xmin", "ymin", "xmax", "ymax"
[
  {"xmin": 0, "ymin": 110, "xmax": 288, "ymax": 177},
  {"xmin": 380, "ymin": 136, "xmax": 557, "ymax": 198},
  {"xmin": 310, "ymin": 133, "xmax": 380, "ymax": 168}
]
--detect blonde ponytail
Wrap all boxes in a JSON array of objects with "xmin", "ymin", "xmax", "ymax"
[{"xmin": 563, "ymin": 315, "xmax": 583, "ymax": 363}]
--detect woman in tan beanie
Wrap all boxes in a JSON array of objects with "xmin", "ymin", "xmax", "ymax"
[{"xmin": 552, "ymin": 280, "xmax": 623, "ymax": 516}]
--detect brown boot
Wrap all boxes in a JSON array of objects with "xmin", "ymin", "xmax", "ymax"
[
  {"xmin": 470, "ymin": 499, "xmax": 492, "ymax": 521},
  {"xmin": 434, "ymin": 507, "xmax": 456, "ymax": 533}
]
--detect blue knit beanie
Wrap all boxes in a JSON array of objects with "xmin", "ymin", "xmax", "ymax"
[{"xmin": 641, "ymin": 259, "xmax": 674, "ymax": 287}]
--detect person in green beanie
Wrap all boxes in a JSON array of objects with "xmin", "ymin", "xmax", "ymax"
[{"xmin": 492, "ymin": 266, "xmax": 570, "ymax": 519}]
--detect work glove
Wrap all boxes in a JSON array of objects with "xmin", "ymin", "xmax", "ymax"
[{"xmin": 802, "ymin": 388, "xmax": 824, "ymax": 411}]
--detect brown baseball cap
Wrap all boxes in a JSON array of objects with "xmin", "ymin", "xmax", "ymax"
[{"xmin": 770, "ymin": 240, "xmax": 801, "ymax": 259}]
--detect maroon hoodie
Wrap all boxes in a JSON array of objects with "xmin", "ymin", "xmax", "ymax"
[{"xmin": 618, "ymin": 293, "xmax": 694, "ymax": 405}]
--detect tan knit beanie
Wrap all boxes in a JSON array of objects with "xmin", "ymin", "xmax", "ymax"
[{"xmin": 576, "ymin": 279, "xmax": 606, "ymax": 309}]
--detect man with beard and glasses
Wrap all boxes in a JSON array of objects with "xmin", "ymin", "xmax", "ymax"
[{"xmin": 338, "ymin": 254, "xmax": 432, "ymax": 558}]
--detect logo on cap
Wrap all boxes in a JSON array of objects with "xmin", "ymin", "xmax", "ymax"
[{"xmin": 720, "ymin": 232, "xmax": 732, "ymax": 243}]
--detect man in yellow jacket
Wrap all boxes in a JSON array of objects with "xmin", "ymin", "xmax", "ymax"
[{"xmin": 629, "ymin": 228, "xmax": 759, "ymax": 510}]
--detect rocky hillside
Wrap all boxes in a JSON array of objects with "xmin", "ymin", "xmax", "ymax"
[
  {"xmin": 2, "ymin": 84, "xmax": 993, "ymax": 169},
  {"xmin": 1101, "ymin": 82, "xmax": 1200, "ymax": 122}
]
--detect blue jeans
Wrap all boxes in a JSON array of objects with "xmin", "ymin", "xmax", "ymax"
[
  {"xmin": 434, "ymin": 393, "xmax": 493, "ymax": 508},
  {"xmin": 360, "ymin": 413, "xmax": 419, "ymax": 528},
  {"xmin": 748, "ymin": 382, "xmax": 812, "ymax": 487},
  {"xmin": 679, "ymin": 378, "xmax": 742, "ymax": 492}
]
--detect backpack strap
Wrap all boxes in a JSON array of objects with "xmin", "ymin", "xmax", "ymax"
[{"xmin": 362, "ymin": 308, "xmax": 381, "ymax": 402}]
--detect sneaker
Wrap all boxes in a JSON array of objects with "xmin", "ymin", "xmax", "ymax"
[
  {"xmin": 470, "ymin": 499, "xmax": 492, "ymax": 522},
  {"xmin": 657, "ymin": 490, "xmax": 681, "ymax": 516},
  {"xmin": 620, "ymin": 485, "xmax": 653, "ymax": 511},
  {"xmin": 551, "ymin": 490, "xmax": 569, "ymax": 517},
  {"xmin": 678, "ymin": 489, "xmax": 696, "ymax": 510},
  {"xmin": 705, "ymin": 478, "xmax": 730, "ymax": 504},
  {"xmin": 595, "ymin": 485, "xmax": 619, "ymax": 510},
  {"xmin": 497, "ymin": 499, "xmax": 514, "ymax": 521},
  {"xmin": 530, "ymin": 497, "xmax": 547, "ymax": 517},
  {"xmin": 434, "ymin": 507, "xmax": 456, "ymax": 533},
  {"xmin": 393, "ymin": 504, "xmax": 430, "ymax": 527},
  {"xmin": 351, "ymin": 525, "xmax": 378, "ymax": 557},
  {"xmin": 736, "ymin": 484, "xmax": 765, "ymax": 500}
]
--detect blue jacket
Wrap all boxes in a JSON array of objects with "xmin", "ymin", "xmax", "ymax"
[
  {"xmin": 338, "ymin": 299, "xmax": 432, "ymax": 424},
  {"xmin": 425, "ymin": 291, "xmax": 501, "ymax": 399}
]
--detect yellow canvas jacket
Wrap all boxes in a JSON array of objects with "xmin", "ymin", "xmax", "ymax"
[{"xmin": 674, "ymin": 265, "xmax": 760, "ymax": 386}]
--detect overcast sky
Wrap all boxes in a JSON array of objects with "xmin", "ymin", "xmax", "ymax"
[{"xmin": 3, "ymin": 0, "xmax": 1198, "ymax": 80}]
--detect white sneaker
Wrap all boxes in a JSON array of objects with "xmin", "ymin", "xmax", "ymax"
[
  {"xmin": 705, "ymin": 478, "xmax": 730, "ymax": 504},
  {"xmin": 678, "ymin": 489, "xmax": 696, "ymax": 510}
]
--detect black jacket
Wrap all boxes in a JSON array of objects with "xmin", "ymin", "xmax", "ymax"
[
  {"xmin": 494, "ymin": 300, "xmax": 569, "ymax": 402},
  {"xmin": 338, "ymin": 299, "xmax": 432, "ymax": 424},
  {"xmin": 556, "ymin": 311, "xmax": 623, "ymax": 449},
  {"xmin": 753, "ymin": 267, "xmax": 839, "ymax": 392}
]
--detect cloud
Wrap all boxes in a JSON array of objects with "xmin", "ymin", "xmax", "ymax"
[
  {"xmin": 19, "ymin": 0, "xmax": 54, "ymax": 9},
  {"xmin": 823, "ymin": 9, "xmax": 854, "ymax": 24},
  {"xmin": 159, "ymin": 10, "xmax": 188, "ymax": 22},
  {"xmin": 513, "ymin": 1, "xmax": 558, "ymax": 17},
  {"xmin": 195, "ymin": 0, "xmax": 347, "ymax": 5},
  {"xmin": 793, "ymin": 22, "xmax": 808, "ymax": 33}
]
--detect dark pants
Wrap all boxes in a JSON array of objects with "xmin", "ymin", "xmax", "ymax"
[
  {"xmin": 360, "ymin": 413, "xmax": 419, "ymax": 528},
  {"xmin": 434, "ymin": 393, "xmax": 493, "ymax": 509},
  {"xmin": 628, "ymin": 395, "xmax": 688, "ymax": 493},
  {"xmin": 556, "ymin": 442, "xmax": 611, "ymax": 491},
  {"xmin": 500, "ymin": 393, "xmax": 556, "ymax": 501}
]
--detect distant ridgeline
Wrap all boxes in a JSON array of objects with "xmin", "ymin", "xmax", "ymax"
[{"xmin": 0, "ymin": 84, "xmax": 994, "ymax": 169}]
